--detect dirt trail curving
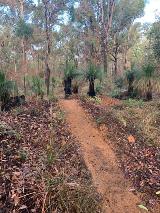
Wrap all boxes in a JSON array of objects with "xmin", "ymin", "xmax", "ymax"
[{"xmin": 59, "ymin": 99, "xmax": 142, "ymax": 213}]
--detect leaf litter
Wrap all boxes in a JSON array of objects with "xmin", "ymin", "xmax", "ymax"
[
  {"xmin": 79, "ymin": 96, "xmax": 160, "ymax": 211},
  {"xmin": 0, "ymin": 99, "xmax": 101, "ymax": 213}
]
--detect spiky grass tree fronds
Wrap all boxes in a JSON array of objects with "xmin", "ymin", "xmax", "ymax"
[
  {"xmin": 0, "ymin": 71, "xmax": 13, "ymax": 104},
  {"xmin": 124, "ymin": 67, "xmax": 141, "ymax": 98},
  {"xmin": 64, "ymin": 60, "xmax": 80, "ymax": 80},
  {"xmin": 86, "ymin": 63, "xmax": 103, "ymax": 97},
  {"xmin": 63, "ymin": 60, "xmax": 81, "ymax": 97},
  {"xmin": 86, "ymin": 63, "xmax": 103, "ymax": 82},
  {"xmin": 135, "ymin": 64, "xmax": 160, "ymax": 101}
]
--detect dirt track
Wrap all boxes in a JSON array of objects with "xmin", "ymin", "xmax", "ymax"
[{"xmin": 59, "ymin": 99, "xmax": 143, "ymax": 213}]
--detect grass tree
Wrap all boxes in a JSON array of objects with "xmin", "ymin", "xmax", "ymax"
[
  {"xmin": 135, "ymin": 64, "xmax": 160, "ymax": 101},
  {"xmin": 125, "ymin": 69, "xmax": 136, "ymax": 97},
  {"xmin": 86, "ymin": 63, "xmax": 103, "ymax": 97},
  {"xmin": 63, "ymin": 60, "xmax": 80, "ymax": 97},
  {"xmin": 0, "ymin": 71, "xmax": 13, "ymax": 105}
]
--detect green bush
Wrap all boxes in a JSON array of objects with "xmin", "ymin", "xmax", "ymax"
[
  {"xmin": 28, "ymin": 75, "xmax": 44, "ymax": 98},
  {"xmin": 0, "ymin": 71, "xmax": 14, "ymax": 103},
  {"xmin": 115, "ymin": 76, "xmax": 124, "ymax": 89},
  {"xmin": 123, "ymin": 98, "xmax": 144, "ymax": 107},
  {"xmin": 95, "ymin": 83, "xmax": 103, "ymax": 94}
]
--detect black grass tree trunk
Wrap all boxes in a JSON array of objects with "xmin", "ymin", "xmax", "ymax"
[
  {"xmin": 72, "ymin": 81, "xmax": 79, "ymax": 94},
  {"xmin": 146, "ymin": 80, "xmax": 152, "ymax": 101},
  {"xmin": 88, "ymin": 78, "xmax": 96, "ymax": 97},
  {"xmin": 64, "ymin": 77, "xmax": 72, "ymax": 97},
  {"xmin": 127, "ymin": 73, "xmax": 135, "ymax": 98},
  {"xmin": 128, "ymin": 81, "xmax": 134, "ymax": 97}
]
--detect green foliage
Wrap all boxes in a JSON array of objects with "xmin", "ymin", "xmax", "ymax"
[
  {"xmin": 51, "ymin": 77, "xmax": 56, "ymax": 89},
  {"xmin": 46, "ymin": 145, "xmax": 56, "ymax": 165},
  {"xmin": 113, "ymin": 0, "xmax": 145, "ymax": 29},
  {"xmin": 95, "ymin": 82, "xmax": 103, "ymax": 94},
  {"xmin": 86, "ymin": 63, "xmax": 103, "ymax": 81},
  {"xmin": 28, "ymin": 75, "xmax": 44, "ymax": 97},
  {"xmin": 109, "ymin": 88, "xmax": 121, "ymax": 98},
  {"xmin": 0, "ymin": 70, "xmax": 13, "ymax": 103},
  {"xmin": 125, "ymin": 68, "xmax": 138, "ymax": 84},
  {"xmin": 141, "ymin": 64, "xmax": 155, "ymax": 78},
  {"xmin": 149, "ymin": 19, "xmax": 160, "ymax": 62},
  {"xmin": 123, "ymin": 98, "xmax": 144, "ymax": 107},
  {"xmin": 64, "ymin": 60, "xmax": 80, "ymax": 80},
  {"xmin": 15, "ymin": 19, "xmax": 33, "ymax": 40},
  {"xmin": 45, "ymin": 178, "xmax": 101, "ymax": 213},
  {"xmin": 87, "ymin": 96, "xmax": 102, "ymax": 105},
  {"xmin": 138, "ymin": 204, "xmax": 148, "ymax": 211},
  {"xmin": 115, "ymin": 76, "xmax": 124, "ymax": 89},
  {"xmin": 18, "ymin": 149, "xmax": 28, "ymax": 162},
  {"xmin": 135, "ymin": 64, "xmax": 160, "ymax": 96}
]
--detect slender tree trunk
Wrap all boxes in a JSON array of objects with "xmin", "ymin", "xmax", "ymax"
[
  {"xmin": 45, "ymin": 60, "xmax": 50, "ymax": 96},
  {"xmin": 37, "ymin": 54, "xmax": 40, "ymax": 73},
  {"xmin": 101, "ymin": 36, "xmax": 108, "ymax": 73},
  {"xmin": 43, "ymin": 0, "xmax": 51, "ymax": 96},
  {"xmin": 124, "ymin": 44, "xmax": 129, "ymax": 70},
  {"xmin": 14, "ymin": 59, "xmax": 17, "ymax": 73},
  {"xmin": 113, "ymin": 44, "xmax": 119, "ymax": 77},
  {"xmin": 100, "ymin": 0, "xmax": 115, "ymax": 74},
  {"xmin": 19, "ymin": 0, "xmax": 28, "ymax": 94},
  {"xmin": 24, "ymin": 75, "xmax": 26, "ymax": 96},
  {"xmin": 114, "ymin": 56, "xmax": 118, "ymax": 77}
]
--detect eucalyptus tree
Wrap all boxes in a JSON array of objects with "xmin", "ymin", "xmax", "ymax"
[
  {"xmin": 0, "ymin": 0, "xmax": 34, "ymax": 74},
  {"xmin": 110, "ymin": 0, "xmax": 145, "ymax": 77},
  {"xmin": 32, "ymin": 0, "xmax": 69, "ymax": 95},
  {"xmin": 74, "ymin": 0, "xmax": 115, "ymax": 73},
  {"xmin": 149, "ymin": 17, "xmax": 160, "ymax": 63}
]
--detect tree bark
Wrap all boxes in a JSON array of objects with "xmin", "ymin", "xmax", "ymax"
[
  {"xmin": 18, "ymin": 0, "xmax": 28, "ymax": 94},
  {"xmin": 146, "ymin": 80, "xmax": 152, "ymax": 101},
  {"xmin": 88, "ymin": 78, "xmax": 96, "ymax": 97},
  {"xmin": 100, "ymin": 0, "xmax": 115, "ymax": 74},
  {"xmin": 64, "ymin": 78, "xmax": 72, "ymax": 97},
  {"xmin": 43, "ymin": 0, "xmax": 51, "ymax": 96}
]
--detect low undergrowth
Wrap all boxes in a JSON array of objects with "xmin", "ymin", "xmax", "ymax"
[
  {"xmin": 0, "ymin": 99, "xmax": 101, "ymax": 212},
  {"xmin": 80, "ymin": 96, "xmax": 160, "ymax": 211}
]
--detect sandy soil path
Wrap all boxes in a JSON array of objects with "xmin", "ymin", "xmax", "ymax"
[{"xmin": 59, "ymin": 99, "xmax": 142, "ymax": 213}]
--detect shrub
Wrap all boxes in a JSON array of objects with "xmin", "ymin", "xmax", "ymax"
[
  {"xmin": 28, "ymin": 75, "xmax": 44, "ymax": 98},
  {"xmin": 0, "ymin": 71, "xmax": 13, "ymax": 104},
  {"xmin": 135, "ymin": 64, "xmax": 160, "ymax": 101}
]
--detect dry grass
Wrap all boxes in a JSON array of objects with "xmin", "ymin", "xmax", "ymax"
[{"xmin": 113, "ymin": 99, "xmax": 160, "ymax": 146}]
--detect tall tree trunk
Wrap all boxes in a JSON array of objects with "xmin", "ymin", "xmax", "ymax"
[
  {"xmin": 24, "ymin": 75, "xmax": 26, "ymax": 96},
  {"xmin": 114, "ymin": 56, "xmax": 118, "ymax": 77},
  {"xmin": 100, "ymin": 0, "xmax": 115, "ymax": 74},
  {"xmin": 14, "ymin": 59, "xmax": 17, "ymax": 73},
  {"xmin": 43, "ymin": 0, "xmax": 51, "ymax": 96},
  {"xmin": 101, "ymin": 36, "xmax": 108, "ymax": 73},
  {"xmin": 37, "ymin": 54, "xmax": 40, "ymax": 73},
  {"xmin": 19, "ymin": 0, "xmax": 27, "ymax": 94},
  {"xmin": 45, "ymin": 60, "xmax": 50, "ymax": 96}
]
